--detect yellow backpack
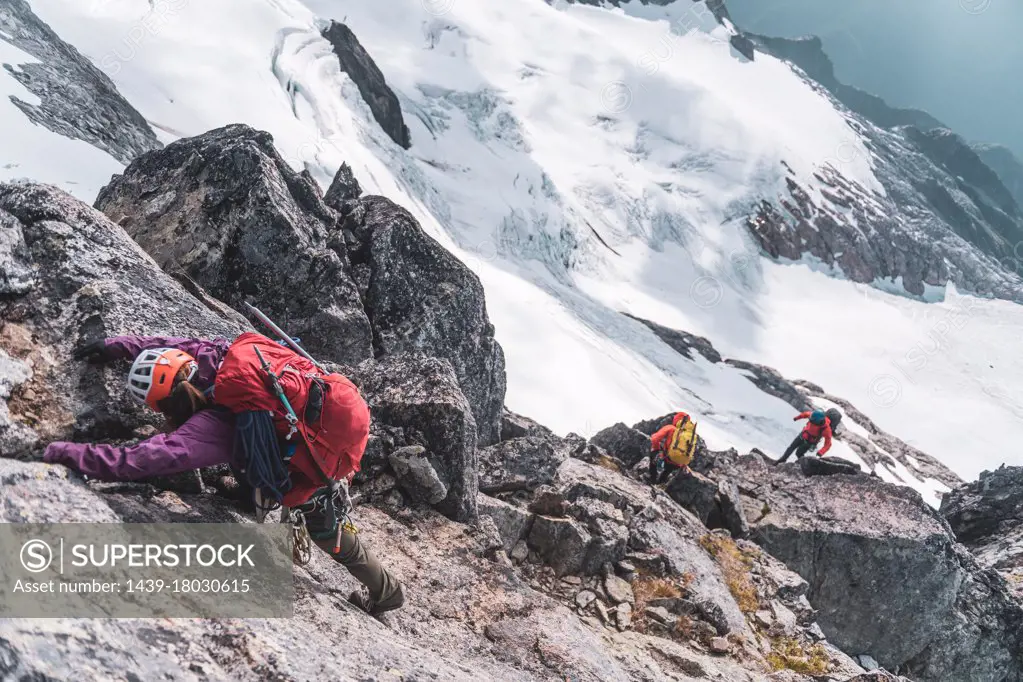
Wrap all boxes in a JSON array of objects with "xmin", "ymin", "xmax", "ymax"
[{"xmin": 666, "ymin": 417, "xmax": 698, "ymax": 467}]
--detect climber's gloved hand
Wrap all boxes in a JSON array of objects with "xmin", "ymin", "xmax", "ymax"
[{"xmin": 73, "ymin": 339, "xmax": 109, "ymax": 363}]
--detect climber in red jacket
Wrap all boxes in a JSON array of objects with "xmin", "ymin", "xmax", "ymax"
[
  {"xmin": 648, "ymin": 412, "xmax": 696, "ymax": 484},
  {"xmin": 775, "ymin": 409, "xmax": 832, "ymax": 464}
]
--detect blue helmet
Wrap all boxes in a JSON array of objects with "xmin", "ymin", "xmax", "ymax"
[{"xmin": 809, "ymin": 410, "xmax": 826, "ymax": 425}]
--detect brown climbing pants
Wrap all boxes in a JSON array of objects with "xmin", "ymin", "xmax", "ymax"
[
  {"xmin": 297, "ymin": 488, "xmax": 405, "ymax": 612},
  {"xmin": 312, "ymin": 527, "xmax": 405, "ymax": 611}
]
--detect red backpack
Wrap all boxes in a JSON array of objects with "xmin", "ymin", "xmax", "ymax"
[{"xmin": 213, "ymin": 333, "xmax": 370, "ymax": 491}]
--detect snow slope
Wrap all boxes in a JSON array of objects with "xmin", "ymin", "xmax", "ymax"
[{"xmin": 10, "ymin": 0, "xmax": 1022, "ymax": 495}]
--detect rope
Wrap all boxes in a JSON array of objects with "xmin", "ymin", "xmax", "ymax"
[{"xmin": 235, "ymin": 410, "xmax": 292, "ymax": 504}]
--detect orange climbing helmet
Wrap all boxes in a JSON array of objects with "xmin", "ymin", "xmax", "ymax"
[{"xmin": 127, "ymin": 348, "xmax": 198, "ymax": 410}]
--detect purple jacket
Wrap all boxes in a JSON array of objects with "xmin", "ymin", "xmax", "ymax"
[
  {"xmin": 44, "ymin": 409, "xmax": 236, "ymax": 480},
  {"xmin": 44, "ymin": 335, "xmax": 236, "ymax": 480}
]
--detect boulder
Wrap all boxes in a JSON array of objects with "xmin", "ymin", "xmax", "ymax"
[
  {"xmin": 0, "ymin": 182, "xmax": 244, "ymax": 451},
  {"xmin": 799, "ymin": 455, "xmax": 863, "ymax": 477},
  {"xmin": 941, "ymin": 465, "xmax": 1023, "ymax": 599},
  {"xmin": 722, "ymin": 454, "xmax": 1023, "ymax": 680},
  {"xmin": 355, "ymin": 353, "xmax": 478, "ymax": 521},
  {"xmin": 527, "ymin": 516, "xmax": 591, "ymax": 577},
  {"xmin": 499, "ymin": 408, "xmax": 554, "ymax": 442},
  {"xmin": 603, "ymin": 575, "xmax": 634, "ymax": 605},
  {"xmin": 666, "ymin": 471, "xmax": 719, "ymax": 525},
  {"xmin": 476, "ymin": 494, "xmax": 534, "ymax": 553},
  {"xmin": 94, "ymin": 124, "xmax": 373, "ymax": 365},
  {"xmin": 343, "ymin": 195, "xmax": 506, "ymax": 445},
  {"xmin": 320, "ymin": 21, "xmax": 411, "ymax": 149},
  {"xmin": 588, "ymin": 423, "xmax": 650, "ymax": 467},
  {"xmin": 554, "ymin": 457, "xmax": 650, "ymax": 514},
  {"xmin": 717, "ymin": 478, "xmax": 750, "ymax": 539},
  {"xmin": 388, "ymin": 445, "xmax": 449, "ymax": 506},
  {"xmin": 478, "ymin": 437, "xmax": 565, "ymax": 494},
  {"xmin": 941, "ymin": 464, "xmax": 1023, "ymax": 544}
]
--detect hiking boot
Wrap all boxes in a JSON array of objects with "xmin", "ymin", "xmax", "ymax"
[{"xmin": 348, "ymin": 587, "xmax": 405, "ymax": 617}]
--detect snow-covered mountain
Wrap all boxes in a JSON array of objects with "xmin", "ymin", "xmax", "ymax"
[{"xmin": 3, "ymin": 0, "xmax": 1021, "ymax": 497}]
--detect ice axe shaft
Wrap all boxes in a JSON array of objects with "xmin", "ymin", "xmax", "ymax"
[{"xmin": 243, "ymin": 302, "xmax": 326, "ymax": 373}]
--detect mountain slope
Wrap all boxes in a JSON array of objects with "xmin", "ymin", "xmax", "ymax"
[{"xmin": 7, "ymin": 0, "xmax": 1021, "ymax": 485}]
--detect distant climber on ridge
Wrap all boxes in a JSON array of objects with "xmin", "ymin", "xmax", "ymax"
[
  {"xmin": 775, "ymin": 408, "xmax": 834, "ymax": 464},
  {"xmin": 43, "ymin": 333, "xmax": 406, "ymax": 617},
  {"xmin": 648, "ymin": 411, "xmax": 699, "ymax": 485}
]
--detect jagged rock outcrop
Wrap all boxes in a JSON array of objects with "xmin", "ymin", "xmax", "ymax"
[
  {"xmin": 93, "ymin": 126, "xmax": 506, "ymax": 444},
  {"xmin": 499, "ymin": 408, "xmax": 554, "ymax": 442},
  {"xmin": 942, "ymin": 465, "xmax": 1023, "ymax": 600},
  {"xmin": 0, "ymin": 0, "xmax": 161, "ymax": 164},
  {"xmin": 342, "ymin": 194, "xmax": 506, "ymax": 446},
  {"xmin": 93, "ymin": 124, "xmax": 374, "ymax": 365},
  {"xmin": 0, "ymin": 181, "xmax": 244, "ymax": 453},
  {"xmin": 703, "ymin": 451, "xmax": 1023, "ymax": 681},
  {"xmin": 588, "ymin": 422, "xmax": 650, "ymax": 467},
  {"xmin": 321, "ymin": 21, "xmax": 411, "ymax": 149},
  {"xmin": 354, "ymin": 353, "xmax": 478, "ymax": 522}
]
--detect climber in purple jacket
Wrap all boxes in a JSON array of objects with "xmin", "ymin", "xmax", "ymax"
[
  {"xmin": 42, "ymin": 335, "xmax": 235, "ymax": 479},
  {"xmin": 42, "ymin": 333, "xmax": 406, "ymax": 616}
]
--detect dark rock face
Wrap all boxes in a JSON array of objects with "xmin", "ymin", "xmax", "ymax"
[
  {"xmin": 708, "ymin": 452, "xmax": 1023, "ymax": 680},
  {"xmin": 588, "ymin": 422, "xmax": 650, "ymax": 467},
  {"xmin": 321, "ymin": 21, "xmax": 411, "ymax": 149},
  {"xmin": 666, "ymin": 472, "xmax": 719, "ymax": 525},
  {"xmin": 477, "ymin": 437, "xmax": 565, "ymax": 494},
  {"xmin": 527, "ymin": 515, "xmax": 591, "ymax": 576},
  {"xmin": 0, "ymin": 0, "xmax": 161, "ymax": 164},
  {"xmin": 626, "ymin": 315, "xmax": 722, "ymax": 363},
  {"xmin": 666, "ymin": 472, "xmax": 749, "ymax": 540},
  {"xmin": 354, "ymin": 353, "xmax": 478, "ymax": 521},
  {"xmin": 343, "ymin": 194, "xmax": 506, "ymax": 445},
  {"xmin": 323, "ymin": 161, "xmax": 363, "ymax": 210},
  {"xmin": 941, "ymin": 465, "xmax": 1023, "ymax": 600},
  {"xmin": 94, "ymin": 124, "xmax": 374, "ymax": 366},
  {"xmin": 0, "ymin": 182, "xmax": 244, "ymax": 453}
]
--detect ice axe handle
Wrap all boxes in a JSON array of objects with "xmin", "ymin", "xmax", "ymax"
[{"xmin": 244, "ymin": 302, "xmax": 326, "ymax": 372}]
